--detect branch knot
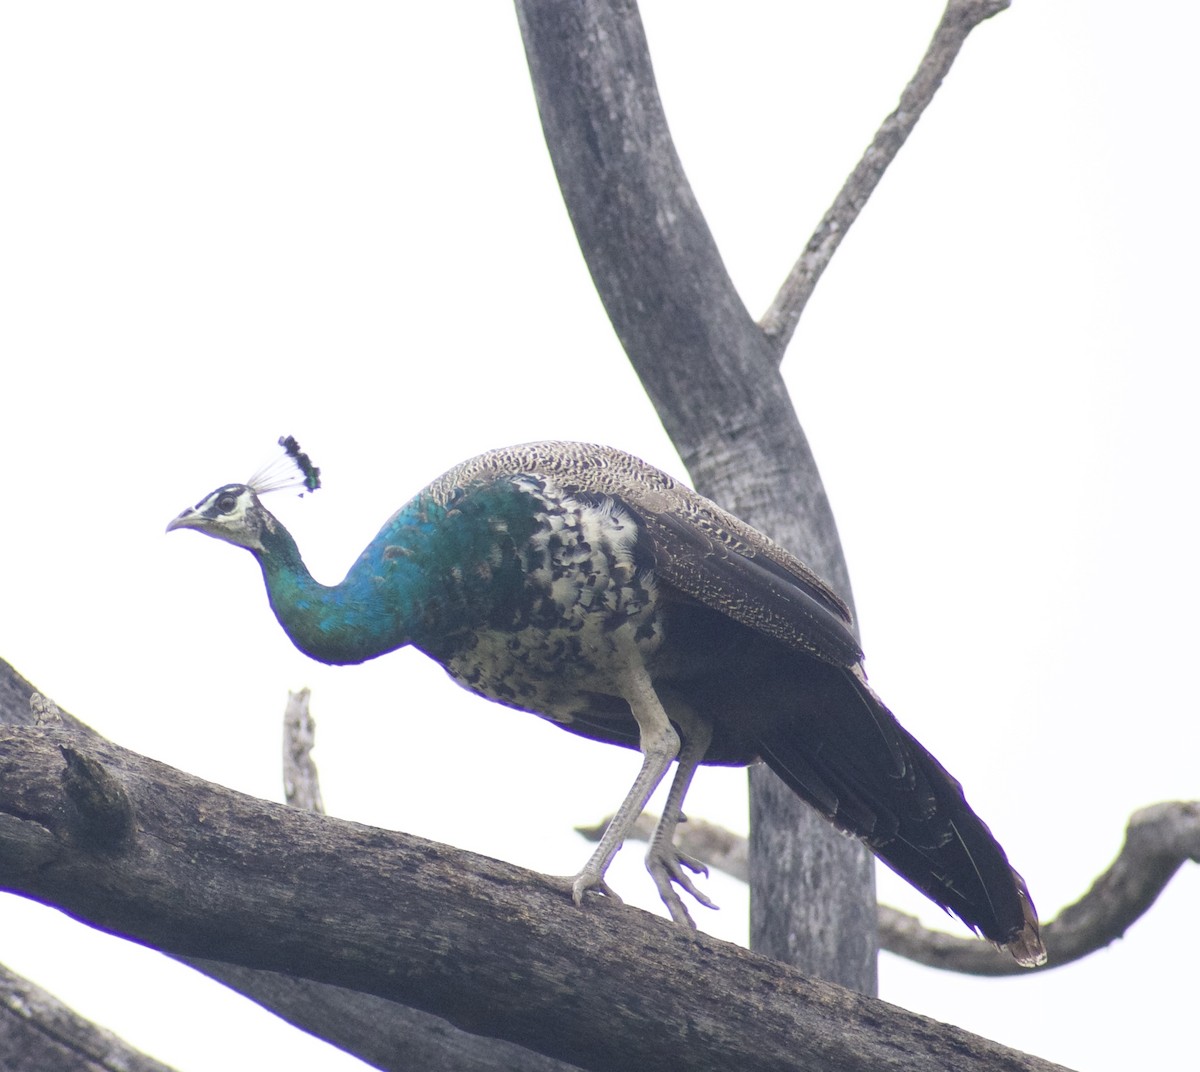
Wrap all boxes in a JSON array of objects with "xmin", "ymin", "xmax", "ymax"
[{"xmin": 60, "ymin": 745, "xmax": 136, "ymax": 850}]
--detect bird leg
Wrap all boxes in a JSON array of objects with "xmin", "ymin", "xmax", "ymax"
[
  {"xmin": 644, "ymin": 708, "xmax": 715, "ymax": 927},
  {"xmin": 570, "ymin": 660, "xmax": 680, "ymax": 908}
]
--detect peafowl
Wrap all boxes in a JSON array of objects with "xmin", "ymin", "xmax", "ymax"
[{"xmin": 168, "ymin": 437, "xmax": 1045, "ymax": 966}]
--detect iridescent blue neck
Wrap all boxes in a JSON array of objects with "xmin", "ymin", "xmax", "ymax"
[
  {"xmin": 249, "ymin": 487, "xmax": 539, "ymax": 666},
  {"xmin": 253, "ymin": 515, "xmax": 419, "ymax": 666}
]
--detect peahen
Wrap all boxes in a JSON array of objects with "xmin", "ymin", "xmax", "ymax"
[{"xmin": 168, "ymin": 437, "xmax": 1045, "ymax": 966}]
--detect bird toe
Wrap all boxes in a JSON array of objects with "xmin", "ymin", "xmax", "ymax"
[
  {"xmin": 646, "ymin": 847, "xmax": 718, "ymax": 925},
  {"xmin": 568, "ymin": 869, "xmax": 623, "ymax": 909}
]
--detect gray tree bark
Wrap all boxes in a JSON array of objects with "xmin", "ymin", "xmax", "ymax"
[{"xmin": 0, "ymin": 660, "xmax": 1072, "ymax": 1072}]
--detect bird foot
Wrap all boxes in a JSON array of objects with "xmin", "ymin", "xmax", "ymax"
[
  {"xmin": 646, "ymin": 847, "xmax": 717, "ymax": 928},
  {"xmin": 564, "ymin": 868, "xmax": 624, "ymax": 908}
]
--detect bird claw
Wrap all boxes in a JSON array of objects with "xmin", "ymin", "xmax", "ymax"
[
  {"xmin": 647, "ymin": 847, "xmax": 717, "ymax": 927},
  {"xmin": 567, "ymin": 869, "xmax": 623, "ymax": 908}
]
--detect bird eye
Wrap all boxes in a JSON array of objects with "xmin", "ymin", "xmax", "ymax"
[{"xmin": 216, "ymin": 493, "xmax": 239, "ymax": 513}]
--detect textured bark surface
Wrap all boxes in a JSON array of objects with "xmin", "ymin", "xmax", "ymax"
[
  {"xmin": 0, "ymin": 660, "xmax": 581, "ymax": 1072},
  {"xmin": 0, "ymin": 660, "xmax": 1072, "ymax": 1072}
]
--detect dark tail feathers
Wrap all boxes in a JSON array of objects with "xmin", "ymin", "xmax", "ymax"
[{"xmin": 755, "ymin": 663, "xmax": 1045, "ymax": 966}]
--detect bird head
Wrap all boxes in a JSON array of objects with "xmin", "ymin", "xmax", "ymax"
[
  {"xmin": 167, "ymin": 483, "xmax": 274, "ymax": 551},
  {"xmin": 167, "ymin": 435, "xmax": 320, "ymax": 552}
]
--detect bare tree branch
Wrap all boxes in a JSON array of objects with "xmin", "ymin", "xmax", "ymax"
[
  {"xmin": 883, "ymin": 801, "xmax": 1200, "ymax": 975},
  {"xmin": 272, "ymin": 688, "xmax": 579, "ymax": 1070},
  {"xmin": 0, "ymin": 961, "xmax": 178, "ymax": 1072},
  {"xmin": 282, "ymin": 688, "xmax": 324, "ymax": 814},
  {"xmin": 170, "ymin": 956, "xmax": 581, "ymax": 1072},
  {"xmin": 0, "ymin": 673, "xmax": 1072, "ymax": 1072},
  {"xmin": 586, "ymin": 804, "xmax": 1200, "ymax": 976},
  {"xmin": 760, "ymin": 0, "xmax": 1011, "ymax": 355},
  {"xmin": 0, "ymin": 663, "xmax": 578, "ymax": 1072}
]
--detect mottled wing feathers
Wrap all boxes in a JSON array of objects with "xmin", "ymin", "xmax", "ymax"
[
  {"xmin": 642, "ymin": 508, "xmax": 863, "ymax": 667},
  {"xmin": 424, "ymin": 441, "xmax": 862, "ymax": 667}
]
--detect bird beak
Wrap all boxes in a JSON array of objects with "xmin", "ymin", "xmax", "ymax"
[{"xmin": 167, "ymin": 506, "xmax": 202, "ymax": 534}]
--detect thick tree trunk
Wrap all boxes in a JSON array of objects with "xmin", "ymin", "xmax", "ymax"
[{"xmin": 515, "ymin": 0, "xmax": 879, "ymax": 993}]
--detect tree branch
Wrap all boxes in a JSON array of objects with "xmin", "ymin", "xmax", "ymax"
[
  {"xmin": 282, "ymin": 688, "xmax": 324, "ymax": 814},
  {"xmin": 170, "ymin": 956, "xmax": 580, "ymax": 1072},
  {"xmin": 885, "ymin": 801, "xmax": 1200, "ymax": 975},
  {"xmin": 759, "ymin": 0, "xmax": 1011, "ymax": 356},
  {"xmin": 0, "ymin": 961, "xmax": 178, "ymax": 1072},
  {"xmin": 0, "ymin": 660, "xmax": 580, "ymax": 1072},
  {"xmin": 271, "ymin": 686, "xmax": 578, "ymax": 1070},
  {"xmin": 0, "ymin": 663, "xmax": 1071, "ymax": 1072},
  {"xmin": 584, "ymin": 804, "xmax": 1200, "ymax": 975}
]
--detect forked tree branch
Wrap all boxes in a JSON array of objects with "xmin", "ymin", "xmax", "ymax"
[{"xmin": 760, "ymin": 0, "xmax": 1011, "ymax": 355}]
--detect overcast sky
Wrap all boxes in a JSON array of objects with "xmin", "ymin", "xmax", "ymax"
[{"xmin": 1, "ymin": 3, "xmax": 1196, "ymax": 1070}]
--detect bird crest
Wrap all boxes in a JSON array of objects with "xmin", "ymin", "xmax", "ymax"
[{"xmin": 248, "ymin": 435, "xmax": 322, "ymax": 497}]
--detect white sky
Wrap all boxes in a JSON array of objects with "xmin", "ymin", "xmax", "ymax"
[{"xmin": 1, "ymin": 3, "xmax": 1196, "ymax": 1070}]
